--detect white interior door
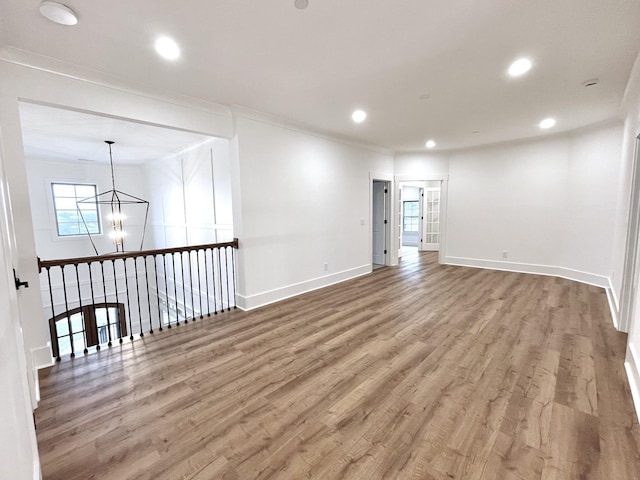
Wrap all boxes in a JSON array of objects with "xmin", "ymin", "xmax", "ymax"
[
  {"xmin": 372, "ymin": 180, "xmax": 386, "ymax": 265},
  {"xmin": 0, "ymin": 151, "xmax": 41, "ymax": 479},
  {"xmin": 421, "ymin": 185, "xmax": 441, "ymax": 251}
]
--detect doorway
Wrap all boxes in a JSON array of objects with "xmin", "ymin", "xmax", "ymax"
[
  {"xmin": 398, "ymin": 181, "xmax": 442, "ymax": 258},
  {"xmin": 372, "ymin": 180, "xmax": 390, "ymax": 268}
]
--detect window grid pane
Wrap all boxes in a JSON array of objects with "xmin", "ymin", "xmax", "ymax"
[
  {"xmin": 51, "ymin": 183, "xmax": 101, "ymax": 237},
  {"xmin": 403, "ymin": 201, "xmax": 420, "ymax": 232}
]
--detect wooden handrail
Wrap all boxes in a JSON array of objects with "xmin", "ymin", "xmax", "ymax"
[{"xmin": 38, "ymin": 238, "xmax": 239, "ymax": 271}]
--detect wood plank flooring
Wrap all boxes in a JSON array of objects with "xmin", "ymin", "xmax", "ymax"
[{"xmin": 36, "ymin": 252, "xmax": 640, "ymax": 479}]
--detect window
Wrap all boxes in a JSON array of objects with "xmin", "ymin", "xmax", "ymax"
[
  {"xmin": 51, "ymin": 183, "xmax": 101, "ymax": 237},
  {"xmin": 49, "ymin": 303, "xmax": 126, "ymax": 358},
  {"xmin": 403, "ymin": 201, "xmax": 419, "ymax": 232}
]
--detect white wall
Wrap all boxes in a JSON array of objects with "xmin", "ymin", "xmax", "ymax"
[
  {"xmin": 26, "ymin": 158, "xmax": 150, "ymax": 260},
  {"xmin": 395, "ymin": 123, "xmax": 623, "ymax": 286},
  {"xmin": 446, "ymin": 137, "xmax": 567, "ymax": 267},
  {"xmin": 439, "ymin": 123, "xmax": 622, "ymax": 287},
  {"xmin": 562, "ymin": 125, "xmax": 622, "ymax": 277},
  {"xmin": 144, "ymin": 138, "xmax": 233, "ymax": 248},
  {"xmin": 395, "ymin": 152, "xmax": 449, "ymax": 177},
  {"xmin": 232, "ymin": 112, "xmax": 394, "ymax": 309}
]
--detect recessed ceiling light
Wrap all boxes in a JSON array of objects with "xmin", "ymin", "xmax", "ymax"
[
  {"xmin": 155, "ymin": 36, "xmax": 180, "ymax": 60},
  {"xmin": 39, "ymin": 1, "xmax": 78, "ymax": 26},
  {"xmin": 294, "ymin": 0, "xmax": 309, "ymax": 9},
  {"xmin": 539, "ymin": 118, "xmax": 556, "ymax": 129},
  {"xmin": 508, "ymin": 58, "xmax": 532, "ymax": 77},
  {"xmin": 352, "ymin": 110, "xmax": 367, "ymax": 124},
  {"xmin": 582, "ymin": 78, "xmax": 599, "ymax": 88},
  {"xmin": 425, "ymin": 140, "xmax": 436, "ymax": 149},
  {"xmin": 418, "ymin": 94, "xmax": 431, "ymax": 101}
]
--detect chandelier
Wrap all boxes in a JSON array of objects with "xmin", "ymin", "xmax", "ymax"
[{"xmin": 77, "ymin": 140, "xmax": 149, "ymax": 255}]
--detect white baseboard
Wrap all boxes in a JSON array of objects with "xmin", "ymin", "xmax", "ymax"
[
  {"xmin": 236, "ymin": 264, "xmax": 371, "ymax": 311},
  {"xmin": 32, "ymin": 345, "xmax": 53, "ymax": 407},
  {"xmin": 607, "ymin": 277, "xmax": 621, "ymax": 331},
  {"xmin": 34, "ymin": 457, "xmax": 42, "ymax": 480},
  {"xmin": 443, "ymin": 256, "xmax": 610, "ymax": 288},
  {"xmin": 443, "ymin": 256, "xmax": 624, "ymax": 330},
  {"xmin": 625, "ymin": 344, "xmax": 640, "ymax": 424},
  {"xmin": 32, "ymin": 345, "xmax": 53, "ymax": 370}
]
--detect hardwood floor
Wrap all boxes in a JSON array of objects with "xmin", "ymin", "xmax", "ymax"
[{"xmin": 36, "ymin": 252, "xmax": 640, "ymax": 479}]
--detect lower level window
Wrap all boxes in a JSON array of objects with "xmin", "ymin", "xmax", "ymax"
[{"xmin": 49, "ymin": 303, "xmax": 126, "ymax": 358}]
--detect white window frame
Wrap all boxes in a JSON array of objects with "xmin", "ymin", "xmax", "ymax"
[{"xmin": 50, "ymin": 181, "xmax": 102, "ymax": 238}]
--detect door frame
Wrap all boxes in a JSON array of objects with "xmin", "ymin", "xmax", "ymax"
[
  {"xmin": 395, "ymin": 173, "xmax": 449, "ymax": 264},
  {"xmin": 370, "ymin": 172, "xmax": 394, "ymax": 267},
  {"xmin": 620, "ymin": 135, "xmax": 640, "ymax": 333}
]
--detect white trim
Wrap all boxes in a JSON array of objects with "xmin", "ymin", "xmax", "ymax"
[
  {"xmin": 438, "ymin": 179, "xmax": 449, "ymax": 265},
  {"xmin": 370, "ymin": 173, "xmax": 394, "ymax": 267},
  {"xmin": 32, "ymin": 345, "xmax": 54, "ymax": 408},
  {"xmin": 236, "ymin": 264, "xmax": 371, "ymax": 311},
  {"xmin": 607, "ymin": 277, "xmax": 621, "ymax": 330},
  {"xmin": 0, "ymin": 46, "xmax": 231, "ymax": 121},
  {"xmin": 34, "ymin": 458, "xmax": 42, "ymax": 480},
  {"xmin": 625, "ymin": 344, "xmax": 640, "ymax": 424},
  {"xmin": 619, "ymin": 134, "xmax": 640, "ymax": 333},
  {"xmin": 232, "ymin": 105, "xmax": 393, "ymax": 156},
  {"xmin": 394, "ymin": 175, "xmax": 449, "ymax": 265},
  {"xmin": 444, "ymin": 256, "xmax": 610, "ymax": 288},
  {"xmin": 31, "ymin": 345, "xmax": 53, "ymax": 370},
  {"xmin": 396, "ymin": 118, "xmax": 622, "ymax": 155}
]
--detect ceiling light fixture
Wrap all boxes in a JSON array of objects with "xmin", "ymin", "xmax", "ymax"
[
  {"xmin": 39, "ymin": 1, "xmax": 78, "ymax": 26},
  {"xmin": 508, "ymin": 58, "xmax": 532, "ymax": 77},
  {"xmin": 352, "ymin": 110, "xmax": 367, "ymax": 124},
  {"xmin": 294, "ymin": 0, "xmax": 309, "ymax": 9},
  {"xmin": 425, "ymin": 140, "xmax": 436, "ymax": 149},
  {"xmin": 77, "ymin": 141, "xmax": 150, "ymax": 255},
  {"xmin": 155, "ymin": 36, "xmax": 180, "ymax": 60},
  {"xmin": 539, "ymin": 118, "xmax": 556, "ymax": 129}
]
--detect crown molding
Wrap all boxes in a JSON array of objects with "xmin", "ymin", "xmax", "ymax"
[{"xmin": 0, "ymin": 46, "xmax": 232, "ymax": 120}]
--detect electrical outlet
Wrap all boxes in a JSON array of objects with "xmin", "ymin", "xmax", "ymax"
[
  {"xmin": 324, "ymin": 262, "xmax": 328, "ymax": 271},
  {"xmin": 360, "ymin": 218, "xmax": 365, "ymax": 226},
  {"xmin": 502, "ymin": 251, "xmax": 508, "ymax": 259}
]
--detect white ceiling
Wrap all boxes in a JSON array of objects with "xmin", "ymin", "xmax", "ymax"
[
  {"xmin": 19, "ymin": 103, "xmax": 216, "ymax": 164},
  {"xmin": 2, "ymin": 0, "xmax": 640, "ymax": 152}
]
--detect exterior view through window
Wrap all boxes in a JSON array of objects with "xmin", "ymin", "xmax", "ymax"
[
  {"xmin": 403, "ymin": 200, "xmax": 419, "ymax": 232},
  {"xmin": 51, "ymin": 183, "xmax": 101, "ymax": 236}
]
